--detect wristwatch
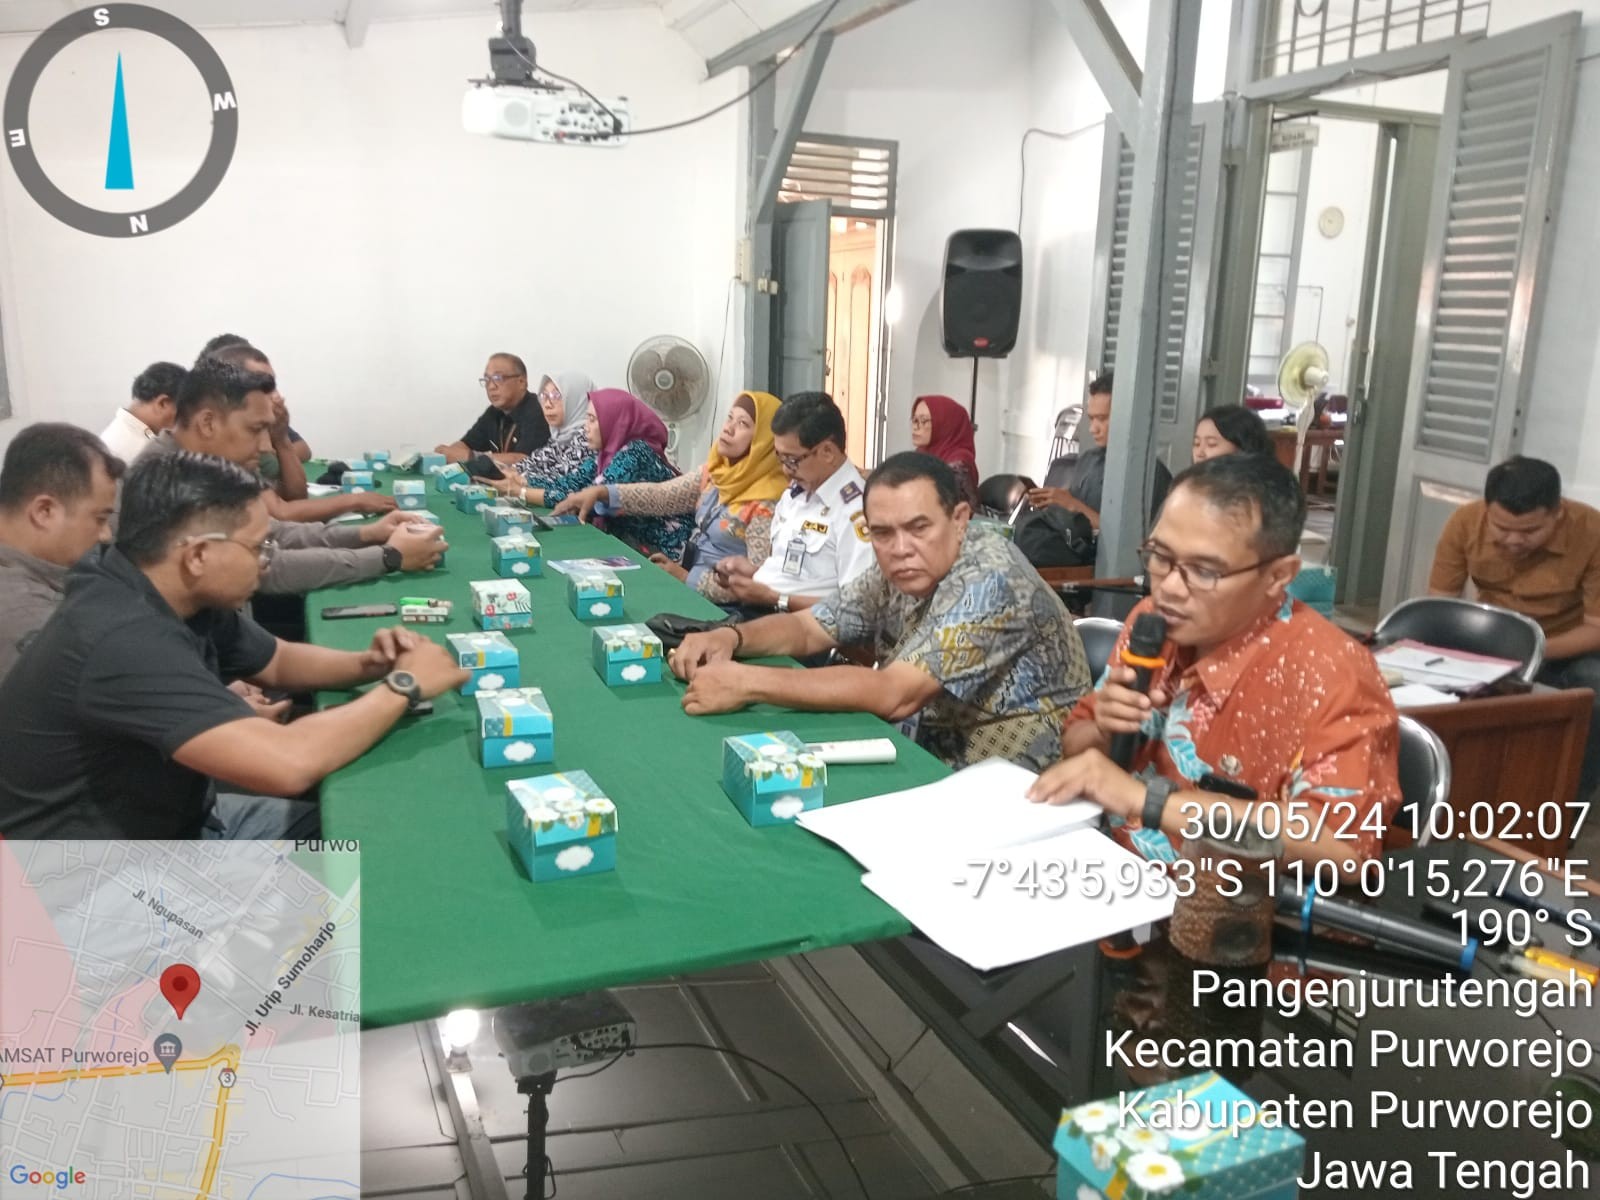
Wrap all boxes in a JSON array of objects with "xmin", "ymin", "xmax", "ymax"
[
  {"xmin": 382, "ymin": 670, "xmax": 421, "ymax": 706},
  {"xmin": 1141, "ymin": 775, "xmax": 1178, "ymax": 831},
  {"xmin": 380, "ymin": 545, "xmax": 402, "ymax": 573},
  {"xmin": 776, "ymin": 592, "xmax": 790, "ymax": 613}
]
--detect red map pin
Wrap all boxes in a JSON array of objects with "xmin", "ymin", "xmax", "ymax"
[{"xmin": 160, "ymin": 964, "xmax": 201, "ymax": 1020}]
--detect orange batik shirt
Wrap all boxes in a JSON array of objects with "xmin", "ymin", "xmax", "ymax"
[{"xmin": 1067, "ymin": 596, "xmax": 1402, "ymax": 861}]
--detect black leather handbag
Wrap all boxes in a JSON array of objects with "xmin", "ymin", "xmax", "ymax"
[{"xmin": 645, "ymin": 612, "xmax": 739, "ymax": 651}]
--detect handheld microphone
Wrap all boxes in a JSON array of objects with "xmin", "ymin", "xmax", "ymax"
[
  {"xmin": 1276, "ymin": 879, "xmax": 1478, "ymax": 972},
  {"xmin": 1107, "ymin": 612, "xmax": 1168, "ymax": 769}
]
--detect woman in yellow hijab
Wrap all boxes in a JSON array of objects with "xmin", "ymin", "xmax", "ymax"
[{"xmin": 554, "ymin": 392, "xmax": 787, "ymax": 605}]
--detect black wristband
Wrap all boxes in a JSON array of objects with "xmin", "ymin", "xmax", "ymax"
[
  {"xmin": 1141, "ymin": 776, "xmax": 1177, "ymax": 831},
  {"xmin": 381, "ymin": 545, "xmax": 402, "ymax": 573}
]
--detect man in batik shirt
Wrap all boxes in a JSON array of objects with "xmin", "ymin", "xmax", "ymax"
[
  {"xmin": 670, "ymin": 452, "xmax": 1091, "ymax": 771},
  {"xmin": 1030, "ymin": 453, "xmax": 1400, "ymax": 875}
]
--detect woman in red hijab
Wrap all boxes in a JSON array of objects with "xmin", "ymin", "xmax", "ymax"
[{"xmin": 912, "ymin": 394, "xmax": 980, "ymax": 507}]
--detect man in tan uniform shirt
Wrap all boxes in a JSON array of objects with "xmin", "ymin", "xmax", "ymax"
[{"xmin": 1429, "ymin": 456, "xmax": 1600, "ymax": 801}]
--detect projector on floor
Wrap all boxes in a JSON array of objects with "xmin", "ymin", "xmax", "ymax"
[{"xmin": 462, "ymin": 84, "xmax": 631, "ymax": 145}]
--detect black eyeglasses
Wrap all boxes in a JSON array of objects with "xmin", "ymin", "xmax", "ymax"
[
  {"xmin": 1139, "ymin": 543, "xmax": 1284, "ymax": 592},
  {"xmin": 776, "ymin": 446, "xmax": 818, "ymax": 471},
  {"xmin": 479, "ymin": 373, "xmax": 525, "ymax": 388}
]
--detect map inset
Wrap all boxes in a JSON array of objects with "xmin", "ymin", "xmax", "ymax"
[{"xmin": 1, "ymin": 840, "xmax": 360, "ymax": 1199}]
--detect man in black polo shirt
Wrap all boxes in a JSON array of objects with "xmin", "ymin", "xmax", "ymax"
[
  {"xmin": 435, "ymin": 351, "xmax": 551, "ymax": 465},
  {"xmin": 0, "ymin": 452, "xmax": 469, "ymax": 840}
]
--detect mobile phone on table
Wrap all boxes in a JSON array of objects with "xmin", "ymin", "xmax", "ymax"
[{"xmin": 320, "ymin": 603, "xmax": 398, "ymax": 620}]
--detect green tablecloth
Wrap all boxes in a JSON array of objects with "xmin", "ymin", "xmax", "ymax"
[{"xmin": 306, "ymin": 478, "xmax": 945, "ymax": 1028}]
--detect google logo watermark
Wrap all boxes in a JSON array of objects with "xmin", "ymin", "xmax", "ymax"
[{"xmin": 9, "ymin": 1164, "xmax": 86, "ymax": 1188}]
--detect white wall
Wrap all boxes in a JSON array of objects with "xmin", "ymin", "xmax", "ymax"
[
  {"xmin": 1287, "ymin": 118, "xmax": 1377, "ymax": 392},
  {"xmin": 784, "ymin": 0, "xmax": 1036, "ymax": 479},
  {"xmin": 0, "ymin": 8, "xmax": 743, "ymax": 460}
]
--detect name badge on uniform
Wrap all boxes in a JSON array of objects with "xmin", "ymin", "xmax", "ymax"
[
  {"xmin": 802, "ymin": 520, "xmax": 829, "ymax": 534},
  {"xmin": 783, "ymin": 537, "xmax": 806, "ymax": 575}
]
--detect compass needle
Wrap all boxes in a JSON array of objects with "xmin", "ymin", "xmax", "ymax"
[{"xmin": 105, "ymin": 52, "xmax": 133, "ymax": 190}]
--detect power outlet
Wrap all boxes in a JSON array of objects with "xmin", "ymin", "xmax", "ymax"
[{"xmin": 735, "ymin": 237, "xmax": 753, "ymax": 283}]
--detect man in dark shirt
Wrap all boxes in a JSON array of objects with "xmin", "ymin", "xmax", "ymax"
[
  {"xmin": 436, "ymin": 352, "xmax": 551, "ymax": 465},
  {"xmin": 0, "ymin": 451, "xmax": 468, "ymax": 840},
  {"xmin": 1027, "ymin": 369, "xmax": 1172, "ymax": 531}
]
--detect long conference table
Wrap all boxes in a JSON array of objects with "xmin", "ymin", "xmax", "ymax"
[{"xmin": 305, "ymin": 473, "xmax": 943, "ymax": 1028}]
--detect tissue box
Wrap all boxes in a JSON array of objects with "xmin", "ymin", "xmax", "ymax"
[
  {"xmin": 394, "ymin": 478, "xmax": 427, "ymax": 510},
  {"xmin": 421, "ymin": 453, "xmax": 447, "ymax": 474},
  {"xmin": 720, "ymin": 731, "xmax": 827, "ymax": 826},
  {"xmin": 345, "ymin": 458, "xmax": 371, "ymax": 472},
  {"xmin": 399, "ymin": 596, "xmax": 451, "ymax": 624},
  {"xmin": 484, "ymin": 503, "xmax": 535, "ymax": 538},
  {"xmin": 367, "ymin": 450, "xmax": 390, "ymax": 468},
  {"xmin": 491, "ymin": 533, "xmax": 542, "ymax": 578},
  {"xmin": 455, "ymin": 484, "xmax": 495, "ymax": 515},
  {"xmin": 341, "ymin": 470, "xmax": 375, "ymax": 493},
  {"xmin": 433, "ymin": 462, "xmax": 468, "ymax": 492},
  {"xmin": 506, "ymin": 771, "xmax": 617, "ymax": 882},
  {"xmin": 446, "ymin": 631, "xmax": 520, "ymax": 695},
  {"xmin": 591, "ymin": 623, "xmax": 663, "ymax": 686},
  {"xmin": 476, "ymin": 687, "xmax": 554, "ymax": 768},
  {"xmin": 566, "ymin": 569, "xmax": 624, "ymax": 622},
  {"xmin": 1054, "ymin": 1072, "xmax": 1304, "ymax": 1200},
  {"xmin": 471, "ymin": 579, "xmax": 532, "ymax": 631}
]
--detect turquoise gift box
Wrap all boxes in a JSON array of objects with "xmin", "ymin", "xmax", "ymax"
[
  {"xmin": 590, "ymin": 623, "xmax": 663, "ymax": 686},
  {"xmin": 506, "ymin": 770, "xmax": 618, "ymax": 882},
  {"xmin": 476, "ymin": 687, "xmax": 554, "ymax": 768},
  {"xmin": 421, "ymin": 453, "xmax": 447, "ymax": 474},
  {"xmin": 1054, "ymin": 1072, "xmax": 1304, "ymax": 1200},
  {"xmin": 341, "ymin": 470, "xmax": 375, "ymax": 493},
  {"xmin": 491, "ymin": 532, "xmax": 542, "ymax": 578},
  {"xmin": 471, "ymin": 578, "xmax": 532, "ymax": 631},
  {"xmin": 394, "ymin": 478, "xmax": 427, "ymax": 510},
  {"xmin": 345, "ymin": 458, "xmax": 370, "ymax": 472},
  {"xmin": 367, "ymin": 450, "xmax": 390, "ymax": 468},
  {"xmin": 566, "ymin": 569, "xmax": 624, "ymax": 622},
  {"xmin": 720, "ymin": 731, "xmax": 827, "ymax": 826},
  {"xmin": 484, "ymin": 503, "xmax": 535, "ymax": 538},
  {"xmin": 446, "ymin": 631, "xmax": 520, "ymax": 695},
  {"xmin": 433, "ymin": 462, "xmax": 468, "ymax": 492},
  {"xmin": 455, "ymin": 484, "xmax": 495, "ymax": 515}
]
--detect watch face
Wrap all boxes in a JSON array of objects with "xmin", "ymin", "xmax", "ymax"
[{"xmin": 391, "ymin": 671, "xmax": 417, "ymax": 691}]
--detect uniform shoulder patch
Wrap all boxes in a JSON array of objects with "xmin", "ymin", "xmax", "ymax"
[
  {"xmin": 840, "ymin": 481, "xmax": 863, "ymax": 502},
  {"xmin": 851, "ymin": 512, "xmax": 870, "ymax": 542}
]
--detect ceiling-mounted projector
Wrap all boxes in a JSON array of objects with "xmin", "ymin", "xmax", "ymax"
[
  {"xmin": 464, "ymin": 0, "xmax": 629, "ymax": 145},
  {"xmin": 462, "ymin": 85, "xmax": 631, "ymax": 144}
]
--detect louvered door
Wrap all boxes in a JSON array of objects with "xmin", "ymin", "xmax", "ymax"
[{"xmin": 1381, "ymin": 14, "xmax": 1579, "ymax": 609}]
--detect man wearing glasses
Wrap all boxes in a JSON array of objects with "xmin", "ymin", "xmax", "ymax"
[
  {"xmin": 714, "ymin": 395, "xmax": 875, "ymax": 615},
  {"xmin": 141, "ymin": 357, "xmax": 445, "ymax": 592},
  {"xmin": 1028, "ymin": 453, "xmax": 1400, "ymax": 877},
  {"xmin": 435, "ymin": 352, "xmax": 552, "ymax": 466},
  {"xmin": 0, "ymin": 452, "xmax": 469, "ymax": 840}
]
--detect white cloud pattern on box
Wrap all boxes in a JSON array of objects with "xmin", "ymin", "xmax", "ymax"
[
  {"xmin": 503, "ymin": 741, "xmax": 536, "ymax": 763},
  {"xmin": 620, "ymin": 664, "xmax": 646, "ymax": 683},
  {"xmin": 512, "ymin": 562, "xmax": 529, "ymax": 574},
  {"xmin": 769, "ymin": 796, "xmax": 805, "ymax": 821},
  {"xmin": 589, "ymin": 601, "xmax": 613, "ymax": 617},
  {"xmin": 478, "ymin": 672, "xmax": 505, "ymax": 691},
  {"xmin": 554, "ymin": 845, "xmax": 595, "ymax": 872}
]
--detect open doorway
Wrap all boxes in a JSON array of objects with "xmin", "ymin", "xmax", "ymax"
[
  {"xmin": 1236, "ymin": 97, "xmax": 1444, "ymax": 622},
  {"xmin": 775, "ymin": 133, "xmax": 898, "ymax": 469},
  {"xmin": 825, "ymin": 216, "xmax": 888, "ymax": 469}
]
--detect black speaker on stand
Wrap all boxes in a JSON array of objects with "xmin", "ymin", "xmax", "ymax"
[{"xmin": 941, "ymin": 229, "xmax": 1023, "ymax": 424}]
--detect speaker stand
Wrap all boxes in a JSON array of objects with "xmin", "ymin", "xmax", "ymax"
[{"xmin": 967, "ymin": 358, "xmax": 980, "ymax": 428}]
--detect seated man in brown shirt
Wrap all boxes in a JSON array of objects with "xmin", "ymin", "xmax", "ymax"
[{"xmin": 1428, "ymin": 455, "xmax": 1600, "ymax": 800}]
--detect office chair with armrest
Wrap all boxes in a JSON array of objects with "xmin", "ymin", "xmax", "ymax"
[
  {"xmin": 1372, "ymin": 596, "xmax": 1546, "ymax": 684},
  {"xmin": 1073, "ymin": 616, "xmax": 1124, "ymax": 682},
  {"xmin": 1395, "ymin": 715, "xmax": 1451, "ymax": 849}
]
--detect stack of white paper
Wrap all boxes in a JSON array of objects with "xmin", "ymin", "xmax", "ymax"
[
  {"xmin": 798, "ymin": 758, "xmax": 1175, "ymax": 970},
  {"xmin": 1389, "ymin": 683, "xmax": 1460, "ymax": 709},
  {"xmin": 1375, "ymin": 640, "xmax": 1517, "ymax": 691}
]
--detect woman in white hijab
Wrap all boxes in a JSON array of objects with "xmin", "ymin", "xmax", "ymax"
[{"xmin": 492, "ymin": 369, "xmax": 597, "ymax": 490}]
